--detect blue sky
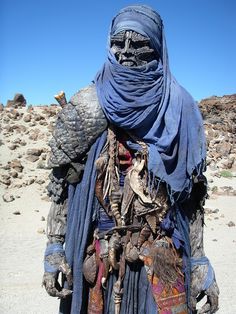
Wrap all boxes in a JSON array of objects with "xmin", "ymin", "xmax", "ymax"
[{"xmin": 1, "ymin": 0, "xmax": 236, "ymax": 105}]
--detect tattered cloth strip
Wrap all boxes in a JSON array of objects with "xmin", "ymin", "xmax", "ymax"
[
  {"xmin": 87, "ymin": 240, "xmax": 104, "ymax": 314},
  {"xmin": 191, "ymin": 256, "xmax": 216, "ymax": 291}
]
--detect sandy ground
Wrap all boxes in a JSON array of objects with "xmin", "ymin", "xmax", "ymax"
[{"xmin": 0, "ymin": 175, "xmax": 235, "ymax": 314}]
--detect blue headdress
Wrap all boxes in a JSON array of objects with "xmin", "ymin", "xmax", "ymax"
[{"xmin": 95, "ymin": 5, "xmax": 206, "ymax": 202}]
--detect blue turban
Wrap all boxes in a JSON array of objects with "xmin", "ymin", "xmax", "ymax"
[{"xmin": 95, "ymin": 5, "xmax": 206, "ymax": 202}]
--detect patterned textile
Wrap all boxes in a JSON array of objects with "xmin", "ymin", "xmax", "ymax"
[
  {"xmin": 140, "ymin": 241, "xmax": 188, "ymax": 314},
  {"xmin": 86, "ymin": 237, "xmax": 188, "ymax": 314}
]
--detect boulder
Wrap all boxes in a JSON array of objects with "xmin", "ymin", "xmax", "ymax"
[{"xmin": 6, "ymin": 93, "xmax": 26, "ymax": 108}]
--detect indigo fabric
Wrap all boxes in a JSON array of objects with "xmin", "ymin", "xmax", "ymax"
[
  {"xmin": 44, "ymin": 243, "xmax": 65, "ymax": 273},
  {"xmin": 59, "ymin": 132, "xmax": 107, "ymax": 314},
  {"xmin": 95, "ymin": 5, "xmax": 206, "ymax": 202},
  {"xmin": 191, "ymin": 256, "xmax": 216, "ymax": 291},
  {"xmin": 104, "ymin": 263, "xmax": 158, "ymax": 313}
]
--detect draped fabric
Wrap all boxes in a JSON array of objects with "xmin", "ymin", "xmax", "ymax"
[
  {"xmin": 104, "ymin": 263, "xmax": 158, "ymax": 314},
  {"xmin": 95, "ymin": 5, "xmax": 206, "ymax": 202},
  {"xmin": 59, "ymin": 132, "xmax": 107, "ymax": 314},
  {"xmin": 59, "ymin": 5, "xmax": 206, "ymax": 313}
]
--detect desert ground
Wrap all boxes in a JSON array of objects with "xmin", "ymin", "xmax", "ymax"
[{"xmin": 0, "ymin": 96, "xmax": 235, "ymax": 313}]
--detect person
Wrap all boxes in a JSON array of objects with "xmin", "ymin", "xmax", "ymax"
[{"xmin": 42, "ymin": 5, "xmax": 219, "ymax": 314}]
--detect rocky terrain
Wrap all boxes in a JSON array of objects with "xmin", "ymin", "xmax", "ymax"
[{"xmin": 0, "ymin": 93, "xmax": 235, "ymax": 313}]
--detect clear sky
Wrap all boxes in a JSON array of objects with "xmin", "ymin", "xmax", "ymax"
[{"xmin": 1, "ymin": 0, "xmax": 236, "ymax": 105}]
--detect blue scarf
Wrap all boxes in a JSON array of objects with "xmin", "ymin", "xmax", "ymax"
[{"xmin": 95, "ymin": 5, "xmax": 206, "ymax": 202}]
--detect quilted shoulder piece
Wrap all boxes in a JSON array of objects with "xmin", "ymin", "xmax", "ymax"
[{"xmin": 48, "ymin": 84, "xmax": 107, "ymax": 167}]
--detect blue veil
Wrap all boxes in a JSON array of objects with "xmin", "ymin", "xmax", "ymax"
[{"xmin": 95, "ymin": 5, "xmax": 206, "ymax": 202}]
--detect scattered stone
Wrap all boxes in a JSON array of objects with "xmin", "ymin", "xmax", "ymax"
[
  {"xmin": 29, "ymin": 121, "xmax": 36, "ymax": 127},
  {"xmin": 26, "ymin": 155, "xmax": 40, "ymax": 162},
  {"xmin": 0, "ymin": 175, "xmax": 11, "ymax": 186},
  {"xmin": 212, "ymin": 239, "xmax": 218, "ymax": 242},
  {"xmin": 41, "ymin": 153, "xmax": 47, "ymax": 161},
  {"xmin": 221, "ymin": 157, "xmax": 235, "ymax": 169},
  {"xmin": 34, "ymin": 209, "xmax": 39, "ymax": 212},
  {"xmin": 211, "ymin": 186, "xmax": 218, "ymax": 194},
  {"xmin": 227, "ymin": 221, "xmax": 235, "ymax": 227},
  {"xmin": 27, "ymin": 178, "xmax": 35, "ymax": 185},
  {"xmin": 11, "ymin": 183, "xmax": 23, "ymax": 188},
  {"xmin": 29, "ymin": 129, "xmax": 41, "ymax": 140},
  {"xmin": 10, "ymin": 159, "xmax": 24, "ymax": 172},
  {"xmin": 7, "ymin": 109, "xmax": 21, "ymax": 120},
  {"xmin": 37, "ymin": 160, "xmax": 49, "ymax": 169},
  {"xmin": 9, "ymin": 171, "xmax": 18, "ymax": 178},
  {"xmin": 34, "ymin": 114, "xmax": 45, "ymax": 121},
  {"xmin": 2, "ymin": 193, "xmax": 15, "ymax": 202},
  {"xmin": 37, "ymin": 228, "xmax": 45, "ymax": 234},
  {"xmin": 8, "ymin": 144, "xmax": 18, "ymax": 150},
  {"xmin": 41, "ymin": 216, "xmax": 46, "ymax": 221},
  {"xmin": 23, "ymin": 114, "xmax": 32, "ymax": 122},
  {"xmin": 13, "ymin": 211, "xmax": 21, "ymax": 215},
  {"xmin": 12, "ymin": 138, "xmax": 21, "ymax": 144},
  {"xmin": 41, "ymin": 195, "xmax": 50, "ymax": 202},
  {"xmin": 20, "ymin": 140, "xmax": 26, "ymax": 146},
  {"xmin": 2, "ymin": 164, "xmax": 10, "ymax": 170},
  {"xmin": 39, "ymin": 120, "xmax": 48, "ymax": 126},
  {"xmin": 26, "ymin": 148, "xmax": 43, "ymax": 156},
  {"xmin": 35, "ymin": 178, "xmax": 46, "ymax": 184}
]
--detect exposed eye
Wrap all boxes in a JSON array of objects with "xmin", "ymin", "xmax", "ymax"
[{"xmin": 111, "ymin": 40, "xmax": 124, "ymax": 50}]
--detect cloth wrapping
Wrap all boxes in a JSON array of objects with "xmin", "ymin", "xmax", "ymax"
[
  {"xmin": 191, "ymin": 256, "xmax": 216, "ymax": 291},
  {"xmin": 95, "ymin": 5, "xmax": 206, "ymax": 202},
  {"xmin": 59, "ymin": 4, "xmax": 207, "ymax": 313},
  {"xmin": 44, "ymin": 243, "xmax": 65, "ymax": 273}
]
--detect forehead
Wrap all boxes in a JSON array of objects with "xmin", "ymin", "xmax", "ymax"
[{"xmin": 110, "ymin": 30, "xmax": 149, "ymax": 42}]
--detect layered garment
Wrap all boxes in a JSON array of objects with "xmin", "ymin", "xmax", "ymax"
[{"xmin": 60, "ymin": 5, "xmax": 206, "ymax": 314}]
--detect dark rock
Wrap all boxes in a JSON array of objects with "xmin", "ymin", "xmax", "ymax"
[
  {"xmin": 6, "ymin": 93, "xmax": 26, "ymax": 108},
  {"xmin": 0, "ymin": 175, "xmax": 11, "ymax": 186},
  {"xmin": 10, "ymin": 171, "xmax": 18, "ymax": 178},
  {"xmin": 13, "ymin": 210, "xmax": 21, "ymax": 215},
  {"xmin": 10, "ymin": 159, "xmax": 23, "ymax": 172}
]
